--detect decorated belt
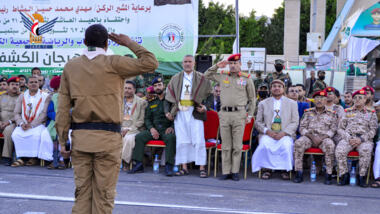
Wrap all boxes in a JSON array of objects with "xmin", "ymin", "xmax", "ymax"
[{"xmin": 180, "ymin": 100, "xmax": 194, "ymax": 107}]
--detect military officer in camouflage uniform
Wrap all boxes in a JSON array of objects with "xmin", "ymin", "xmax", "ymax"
[
  {"xmin": 265, "ymin": 59, "xmax": 292, "ymax": 88},
  {"xmin": 204, "ymin": 53, "xmax": 256, "ymax": 181},
  {"xmin": 324, "ymin": 87, "xmax": 345, "ymax": 144},
  {"xmin": 293, "ymin": 90, "xmax": 338, "ymax": 184},
  {"xmin": 253, "ymin": 70, "xmax": 264, "ymax": 92},
  {"xmin": 335, "ymin": 89, "xmax": 378, "ymax": 187},
  {"xmin": 311, "ymin": 70, "xmax": 327, "ymax": 95},
  {"xmin": 129, "ymin": 77, "xmax": 176, "ymax": 176}
]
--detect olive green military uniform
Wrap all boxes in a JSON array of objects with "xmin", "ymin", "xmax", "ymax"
[
  {"xmin": 56, "ymin": 40, "xmax": 158, "ymax": 214},
  {"xmin": 312, "ymin": 79, "xmax": 327, "ymax": 94},
  {"xmin": 132, "ymin": 95, "xmax": 176, "ymax": 165},
  {"xmin": 205, "ymin": 65, "xmax": 256, "ymax": 175},
  {"xmin": 265, "ymin": 59, "xmax": 292, "ymax": 88}
]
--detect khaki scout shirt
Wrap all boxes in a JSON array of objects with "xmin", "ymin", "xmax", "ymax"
[
  {"xmin": 204, "ymin": 65, "xmax": 256, "ymax": 117},
  {"xmin": 299, "ymin": 107, "xmax": 338, "ymax": 138},
  {"xmin": 56, "ymin": 41, "xmax": 158, "ymax": 152},
  {"xmin": 0, "ymin": 93, "xmax": 19, "ymax": 122},
  {"xmin": 338, "ymin": 107, "xmax": 378, "ymax": 142}
]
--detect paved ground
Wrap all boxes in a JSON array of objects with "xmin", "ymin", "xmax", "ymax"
[{"xmin": 0, "ymin": 165, "xmax": 379, "ymax": 214}]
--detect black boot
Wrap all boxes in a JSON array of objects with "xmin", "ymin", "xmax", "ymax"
[
  {"xmin": 359, "ymin": 176, "xmax": 368, "ymax": 188},
  {"xmin": 128, "ymin": 161, "xmax": 144, "ymax": 174},
  {"xmin": 324, "ymin": 173, "xmax": 332, "ymax": 185},
  {"xmin": 2, "ymin": 158, "xmax": 12, "ymax": 166},
  {"xmin": 219, "ymin": 174, "xmax": 232, "ymax": 180},
  {"xmin": 165, "ymin": 163, "xmax": 174, "ymax": 177},
  {"xmin": 231, "ymin": 173, "xmax": 240, "ymax": 181},
  {"xmin": 338, "ymin": 173, "xmax": 349, "ymax": 186},
  {"xmin": 293, "ymin": 171, "xmax": 303, "ymax": 183}
]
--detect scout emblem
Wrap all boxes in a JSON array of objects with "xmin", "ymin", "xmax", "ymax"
[
  {"xmin": 271, "ymin": 109, "xmax": 282, "ymax": 132},
  {"xmin": 178, "ymin": 84, "xmax": 192, "ymax": 111}
]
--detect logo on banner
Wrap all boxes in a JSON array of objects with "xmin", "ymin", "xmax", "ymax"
[
  {"xmin": 158, "ymin": 24, "xmax": 184, "ymax": 52},
  {"xmin": 20, "ymin": 12, "xmax": 57, "ymax": 46}
]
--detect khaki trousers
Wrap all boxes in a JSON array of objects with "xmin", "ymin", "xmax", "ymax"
[
  {"xmin": 1, "ymin": 124, "xmax": 16, "ymax": 158},
  {"xmin": 71, "ymin": 147, "xmax": 122, "ymax": 214},
  {"xmin": 218, "ymin": 110, "xmax": 246, "ymax": 174}
]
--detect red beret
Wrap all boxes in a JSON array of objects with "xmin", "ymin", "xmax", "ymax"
[
  {"xmin": 324, "ymin": 87, "xmax": 335, "ymax": 93},
  {"xmin": 50, "ymin": 76, "xmax": 61, "ymax": 89},
  {"xmin": 362, "ymin": 86, "xmax": 374, "ymax": 94},
  {"xmin": 372, "ymin": 8, "xmax": 380, "ymax": 14},
  {"xmin": 312, "ymin": 90, "xmax": 327, "ymax": 98},
  {"xmin": 146, "ymin": 86, "xmax": 154, "ymax": 94},
  {"xmin": 7, "ymin": 77, "xmax": 19, "ymax": 84},
  {"xmin": 352, "ymin": 89, "xmax": 367, "ymax": 97},
  {"xmin": 227, "ymin": 53, "xmax": 241, "ymax": 61}
]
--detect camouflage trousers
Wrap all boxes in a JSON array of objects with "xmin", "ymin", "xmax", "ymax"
[
  {"xmin": 335, "ymin": 140, "xmax": 373, "ymax": 176},
  {"xmin": 294, "ymin": 136, "xmax": 335, "ymax": 174}
]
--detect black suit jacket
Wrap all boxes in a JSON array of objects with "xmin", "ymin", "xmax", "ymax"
[{"xmin": 203, "ymin": 94, "xmax": 220, "ymax": 112}]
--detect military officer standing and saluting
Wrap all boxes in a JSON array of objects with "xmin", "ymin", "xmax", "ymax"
[
  {"xmin": 56, "ymin": 24, "xmax": 158, "ymax": 214},
  {"xmin": 265, "ymin": 59, "xmax": 292, "ymax": 88},
  {"xmin": 204, "ymin": 54, "xmax": 256, "ymax": 181},
  {"xmin": 335, "ymin": 89, "xmax": 378, "ymax": 187}
]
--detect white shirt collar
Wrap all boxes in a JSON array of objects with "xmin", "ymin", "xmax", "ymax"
[{"xmin": 83, "ymin": 47, "xmax": 107, "ymax": 60}]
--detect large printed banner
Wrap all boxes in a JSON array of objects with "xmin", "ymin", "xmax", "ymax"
[{"xmin": 0, "ymin": 0, "xmax": 198, "ymax": 76}]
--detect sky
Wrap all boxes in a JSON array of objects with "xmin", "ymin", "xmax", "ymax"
[{"xmin": 202, "ymin": 0, "xmax": 284, "ymax": 17}]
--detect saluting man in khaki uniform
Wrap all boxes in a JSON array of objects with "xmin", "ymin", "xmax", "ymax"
[
  {"xmin": 56, "ymin": 24, "xmax": 158, "ymax": 214},
  {"xmin": 204, "ymin": 53, "xmax": 256, "ymax": 181}
]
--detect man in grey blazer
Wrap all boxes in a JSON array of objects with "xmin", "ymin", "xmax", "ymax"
[
  {"xmin": 305, "ymin": 70, "xmax": 316, "ymax": 98},
  {"xmin": 251, "ymin": 79, "xmax": 299, "ymax": 180}
]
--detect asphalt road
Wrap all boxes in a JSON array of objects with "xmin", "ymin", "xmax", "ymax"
[{"xmin": 0, "ymin": 165, "xmax": 379, "ymax": 214}]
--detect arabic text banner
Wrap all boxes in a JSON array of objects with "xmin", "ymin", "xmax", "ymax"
[{"xmin": 0, "ymin": 0, "xmax": 199, "ymax": 75}]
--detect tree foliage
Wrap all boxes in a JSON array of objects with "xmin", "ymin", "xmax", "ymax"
[{"xmin": 197, "ymin": 0, "xmax": 337, "ymax": 55}]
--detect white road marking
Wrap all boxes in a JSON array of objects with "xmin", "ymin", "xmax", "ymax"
[
  {"xmin": 0, "ymin": 192, "xmax": 284, "ymax": 214},
  {"xmin": 23, "ymin": 212, "xmax": 46, "ymax": 214},
  {"xmin": 186, "ymin": 192, "xmax": 224, "ymax": 198},
  {"xmin": 330, "ymin": 202, "xmax": 348, "ymax": 206},
  {"xmin": 0, "ymin": 181, "xmax": 9, "ymax": 184}
]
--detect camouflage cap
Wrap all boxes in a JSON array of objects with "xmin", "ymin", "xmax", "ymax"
[{"xmin": 274, "ymin": 59, "xmax": 285, "ymax": 65}]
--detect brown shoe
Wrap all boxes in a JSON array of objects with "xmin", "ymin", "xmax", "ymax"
[{"xmin": 25, "ymin": 158, "xmax": 38, "ymax": 166}]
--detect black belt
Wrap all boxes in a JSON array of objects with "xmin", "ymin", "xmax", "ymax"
[
  {"xmin": 71, "ymin": 122, "xmax": 121, "ymax": 133},
  {"xmin": 222, "ymin": 106, "xmax": 239, "ymax": 112}
]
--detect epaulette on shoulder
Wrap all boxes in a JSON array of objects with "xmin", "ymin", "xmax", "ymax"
[
  {"xmin": 344, "ymin": 107, "xmax": 353, "ymax": 112},
  {"xmin": 304, "ymin": 107, "xmax": 314, "ymax": 112},
  {"xmin": 327, "ymin": 109, "xmax": 336, "ymax": 114},
  {"xmin": 366, "ymin": 106, "xmax": 376, "ymax": 113},
  {"xmin": 238, "ymin": 72, "xmax": 251, "ymax": 78}
]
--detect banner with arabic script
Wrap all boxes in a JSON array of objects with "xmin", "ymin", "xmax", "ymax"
[{"xmin": 0, "ymin": 0, "xmax": 198, "ymax": 76}]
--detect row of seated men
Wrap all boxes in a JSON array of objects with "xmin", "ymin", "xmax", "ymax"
[
  {"xmin": 1, "ymin": 70, "xmax": 380, "ymax": 188},
  {"xmin": 0, "ymin": 74, "xmax": 63, "ymax": 169}
]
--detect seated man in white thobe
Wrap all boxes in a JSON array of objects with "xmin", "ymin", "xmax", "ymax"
[
  {"xmin": 251, "ymin": 80, "xmax": 299, "ymax": 180},
  {"xmin": 11, "ymin": 76, "xmax": 53, "ymax": 166},
  {"xmin": 121, "ymin": 80, "xmax": 147, "ymax": 169}
]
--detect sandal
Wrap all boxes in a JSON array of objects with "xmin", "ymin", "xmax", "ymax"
[
  {"xmin": 57, "ymin": 161, "xmax": 66, "ymax": 170},
  {"xmin": 25, "ymin": 158, "xmax": 38, "ymax": 166},
  {"xmin": 200, "ymin": 170, "xmax": 208, "ymax": 178},
  {"xmin": 261, "ymin": 171, "xmax": 271, "ymax": 180},
  {"xmin": 281, "ymin": 172, "xmax": 290, "ymax": 180},
  {"xmin": 11, "ymin": 159, "xmax": 24, "ymax": 167},
  {"xmin": 47, "ymin": 163, "xmax": 55, "ymax": 170},
  {"xmin": 175, "ymin": 169, "xmax": 189, "ymax": 176},
  {"xmin": 371, "ymin": 178, "xmax": 380, "ymax": 188}
]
